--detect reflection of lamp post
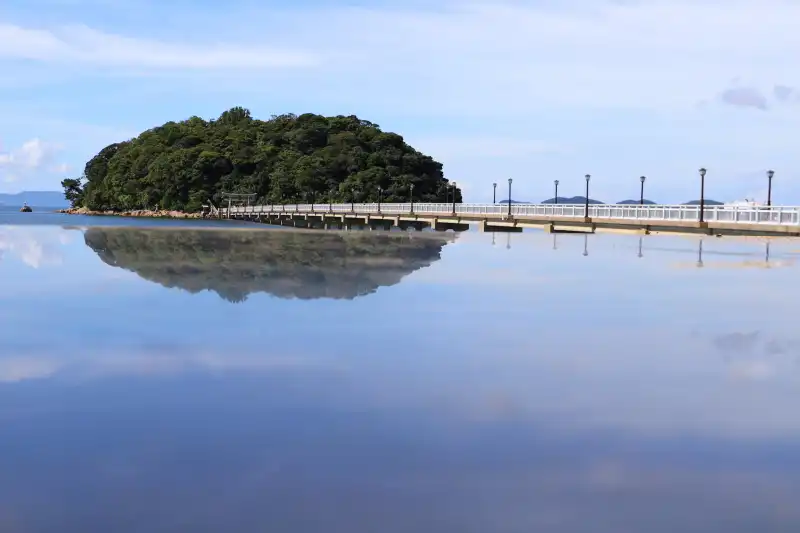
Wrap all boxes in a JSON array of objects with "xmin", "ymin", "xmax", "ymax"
[
  {"xmin": 767, "ymin": 170, "xmax": 774, "ymax": 206},
  {"xmin": 507, "ymin": 178, "xmax": 513, "ymax": 217},
  {"xmin": 638, "ymin": 236, "xmax": 643, "ymax": 258},
  {"xmin": 493, "ymin": 182, "xmax": 497, "ymax": 204},
  {"xmin": 492, "ymin": 232, "xmax": 496, "ymax": 246},
  {"xmin": 553, "ymin": 234, "xmax": 557, "ymax": 250},
  {"xmin": 583, "ymin": 233, "xmax": 588, "ymax": 256},
  {"xmin": 584, "ymin": 174, "xmax": 591, "ymax": 218},
  {"xmin": 451, "ymin": 182, "xmax": 457, "ymax": 214},
  {"xmin": 765, "ymin": 240, "xmax": 771, "ymax": 266},
  {"xmin": 506, "ymin": 232, "xmax": 511, "ymax": 250},
  {"xmin": 409, "ymin": 183, "xmax": 415, "ymax": 214},
  {"xmin": 696, "ymin": 239, "xmax": 704, "ymax": 268},
  {"xmin": 639, "ymin": 176, "xmax": 646, "ymax": 205},
  {"xmin": 554, "ymin": 180, "xmax": 559, "ymax": 205},
  {"xmin": 698, "ymin": 168, "xmax": 706, "ymax": 223}
]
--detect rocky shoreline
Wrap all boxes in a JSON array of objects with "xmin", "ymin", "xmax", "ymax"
[{"xmin": 58, "ymin": 207, "xmax": 203, "ymax": 219}]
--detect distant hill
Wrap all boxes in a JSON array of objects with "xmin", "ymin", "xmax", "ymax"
[
  {"xmin": 497, "ymin": 199, "xmax": 531, "ymax": 204},
  {"xmin": 617, "ymin": 199, "xmax": 657, "ymax": 205},
  {"xmin": 682, "ymin": 199, "xmax": 724, "ymax": 206},
  {"xmin": 541, "ymin": 196, "xmax": 603, "ymax": 204},
  {"xmin": 0, "ymin": 191, "xmax": 68, "ymax": 207}
]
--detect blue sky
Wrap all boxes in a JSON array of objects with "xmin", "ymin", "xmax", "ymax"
[{"xmin": 1, "ymin": 0, "xmax": 799, "ymax": 203}]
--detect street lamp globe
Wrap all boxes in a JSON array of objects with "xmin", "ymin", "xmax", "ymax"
[
  {"xmin": 585, "ymin": 174, "xmax": 591, "ymax": 182},
  {"xmin": 640, "ymin": 176, "xmax": 646, "ymax": 183},
  {"xmin": 699, "ymin": 168, "xmax": 706, "ymax": 177},
  {"xmin": 767, "ymin": 170, "xmax": 774, "ymax": 179}
]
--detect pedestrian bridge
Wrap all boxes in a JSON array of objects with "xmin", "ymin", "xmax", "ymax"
[{"xmin": 219, "ymin": 202, "xmax": 800, "ymax": 236}]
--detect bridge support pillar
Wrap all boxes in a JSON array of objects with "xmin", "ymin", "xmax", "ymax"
[
  {"xmin": 479, "ymin": 220, "xmax": 522, "ymax": 232},
  {"xmin": 432, "ymin": 220, "xmax": 470, "ymax": 232},
  {"xmin": 368, "ymin": 219, "xmax": 392, "ymax": 231},
  {"xmin": 543, "ymin": 222, "xmax": 595, "ymax": 234}
]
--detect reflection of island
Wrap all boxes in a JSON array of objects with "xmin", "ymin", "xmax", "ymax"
[{"xmin": 83, "ymin": 228, "xmax": 453, "ymax": 302}]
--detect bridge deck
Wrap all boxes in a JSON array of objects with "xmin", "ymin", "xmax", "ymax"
[{"xmin": 220, "ymin": 203, "xmax": 800, "ymax": 236}]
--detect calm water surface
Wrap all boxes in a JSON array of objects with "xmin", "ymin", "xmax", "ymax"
[{"xmin": 2, "ymin": 219, "xmax": 800, "ymax": 532}]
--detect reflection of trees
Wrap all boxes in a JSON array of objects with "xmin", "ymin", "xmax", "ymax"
[{"xmin": 83, "ymin": 228, "xmax": 452, "ymax": 302}]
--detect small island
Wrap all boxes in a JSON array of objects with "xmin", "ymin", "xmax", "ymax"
[{"xmin": 61, "ymin": 108, "xmax": 461, "ymax": 215}]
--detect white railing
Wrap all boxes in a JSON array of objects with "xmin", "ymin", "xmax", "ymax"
[{"xmin": 222, "ymin": 203, "xmax": 800, "ymax": 225}]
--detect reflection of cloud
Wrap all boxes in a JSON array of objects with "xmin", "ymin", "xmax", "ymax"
[
  {"xmin": 729, "ymin": 361, "xmax": 776, "ymax": 381},
  {"xmin": 0, "ymin": 227, "xmax": 69, "ymax": 268},
  {"xmin": 714, "ymin": 332, "xmax": 760, "ymax": 355},
  {"xmin": 0, "ymin": 350, "xmax": 328, "ymax": 384},
  {"xmin": 706, "ymin": 331, "xmax": 800, "ymax": 382},
  {"xmin": 0, "ymin": 358, "xmax": 61, "ymax": 383}
]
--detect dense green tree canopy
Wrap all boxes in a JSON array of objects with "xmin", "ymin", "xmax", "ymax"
[{"xmin": 63, "ymin": 108, "xmax": 461, "ymax": 212}]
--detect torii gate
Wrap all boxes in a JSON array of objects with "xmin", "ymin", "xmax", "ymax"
[{"xmin": 220, "ymin": 192, "xmax": 256, "ymax": 218}]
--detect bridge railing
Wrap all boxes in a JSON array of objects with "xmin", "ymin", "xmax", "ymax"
[{"xmin": 224, "ymin": 203, "xmax": 800, "ymax": 225}]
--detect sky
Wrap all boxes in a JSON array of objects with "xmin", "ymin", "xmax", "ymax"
[{"xmin": 1, "ymin": 0, "xmax": 799, "ymax": 203}]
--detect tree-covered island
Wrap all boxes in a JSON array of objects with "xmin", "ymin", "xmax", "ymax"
[{"xmin": 62, "ymin": 107, "xmax": 462, "ymax": 213}]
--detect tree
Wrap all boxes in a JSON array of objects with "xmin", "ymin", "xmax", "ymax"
[
  {"xmin": 61, "ymin": 178, "xmax": 84, "ymax": 207},
  {"xmin": 65, "ymin": 108, "xmax": 459, "ymax": 212}
]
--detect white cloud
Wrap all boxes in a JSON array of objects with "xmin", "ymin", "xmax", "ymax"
[
  {"xmin": 0, "ymin": 138, "xmax": 66, "ymax": 185},
  {"xmin": 0, "ymin": 23, "xmax": 319, "ymax": 70},
  {"xmin": 0, "ymin": 138, "xmax": 59, "ymax": 169},
  {"xmin": 4, "ymin": 0, "xmax": 800, "ymax": 200},
  {"xmin": 220, "ymin": 0, "xmax": 800, "ymax": 113}
]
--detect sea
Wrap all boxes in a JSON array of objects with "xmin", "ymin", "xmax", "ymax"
[{"xmin": 2, "ymin": 204, "xmax": 800, "ymax": 532}]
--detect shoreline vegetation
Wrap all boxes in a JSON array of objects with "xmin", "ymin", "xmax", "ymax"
[{"xmin": 61, "ymin": 107, "xmax": 459, "ymax": 214}]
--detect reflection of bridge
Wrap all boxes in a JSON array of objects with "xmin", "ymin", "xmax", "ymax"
[
  {"xmin": 221, "ymin": 203, "xmax": 800, "ymax": 236},
  {"xmin": 521, "ymin": 232, "xmax": 788, "ymax": 269}
]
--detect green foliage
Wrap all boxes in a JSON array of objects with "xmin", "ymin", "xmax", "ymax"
[
  {"xmin": 60, "ymin": 178, "xmax": 84, "ymax": 207},
  {"xmin": 66, "ymin": 109, "xmax": 460, "ymax": 212}
]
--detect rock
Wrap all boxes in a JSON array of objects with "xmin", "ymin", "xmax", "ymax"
[{"xmin": 58, "ymin": 207, "xmax": 201, "ymax": 219}]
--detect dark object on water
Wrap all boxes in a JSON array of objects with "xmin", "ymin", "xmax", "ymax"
[{"xmin": 20, "ymin": 203, "xmax": 32, "ymax": 212}]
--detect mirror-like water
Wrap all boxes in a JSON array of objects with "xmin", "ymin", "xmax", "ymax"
[{"xmin": 1, "ymin": 222, "xmax": 799, "ymax": 532}]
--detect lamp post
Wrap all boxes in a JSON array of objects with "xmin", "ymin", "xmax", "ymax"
[
  {"xmin": 329, "ymin": 189, "xmax": 333, "ymax": 212},
  {"xmin": 584, "ymin": 174, "xmax": 591, "ymax": 218},
  {"xmin": 493, "ymin": 182, "xmax": 497, "ymax": 204},
  {"xmin": 507, "ymin": 178, "xmax": 513, "ymax": 217},
  {"xmin": 409, "ymin": 183, "xmax": 415, "ymax": 214},
  {"xmin": 351, "ymin": 188, "xmax": 355, "ymax": 212},
  {"xmin": 639, "ymin": 176, "xmax": 646, "ymax": 205},
  {"xmin": 767, "ymin": 170, "xmax": 774, "ymax": 207},
  {"xmin": 377, "ymin": 186, "xmax": 382, "ymax": 213},
  {"xmin": 554, "ymin": 180, "xmax": 559, "ymax": 205},
  {"xmin": 451, "ymin": 182, "xmax": 457, "ymax": 214},
  {"xmin": 698, "ymin": 168, "xmax": 706, "ymax": 223}
]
